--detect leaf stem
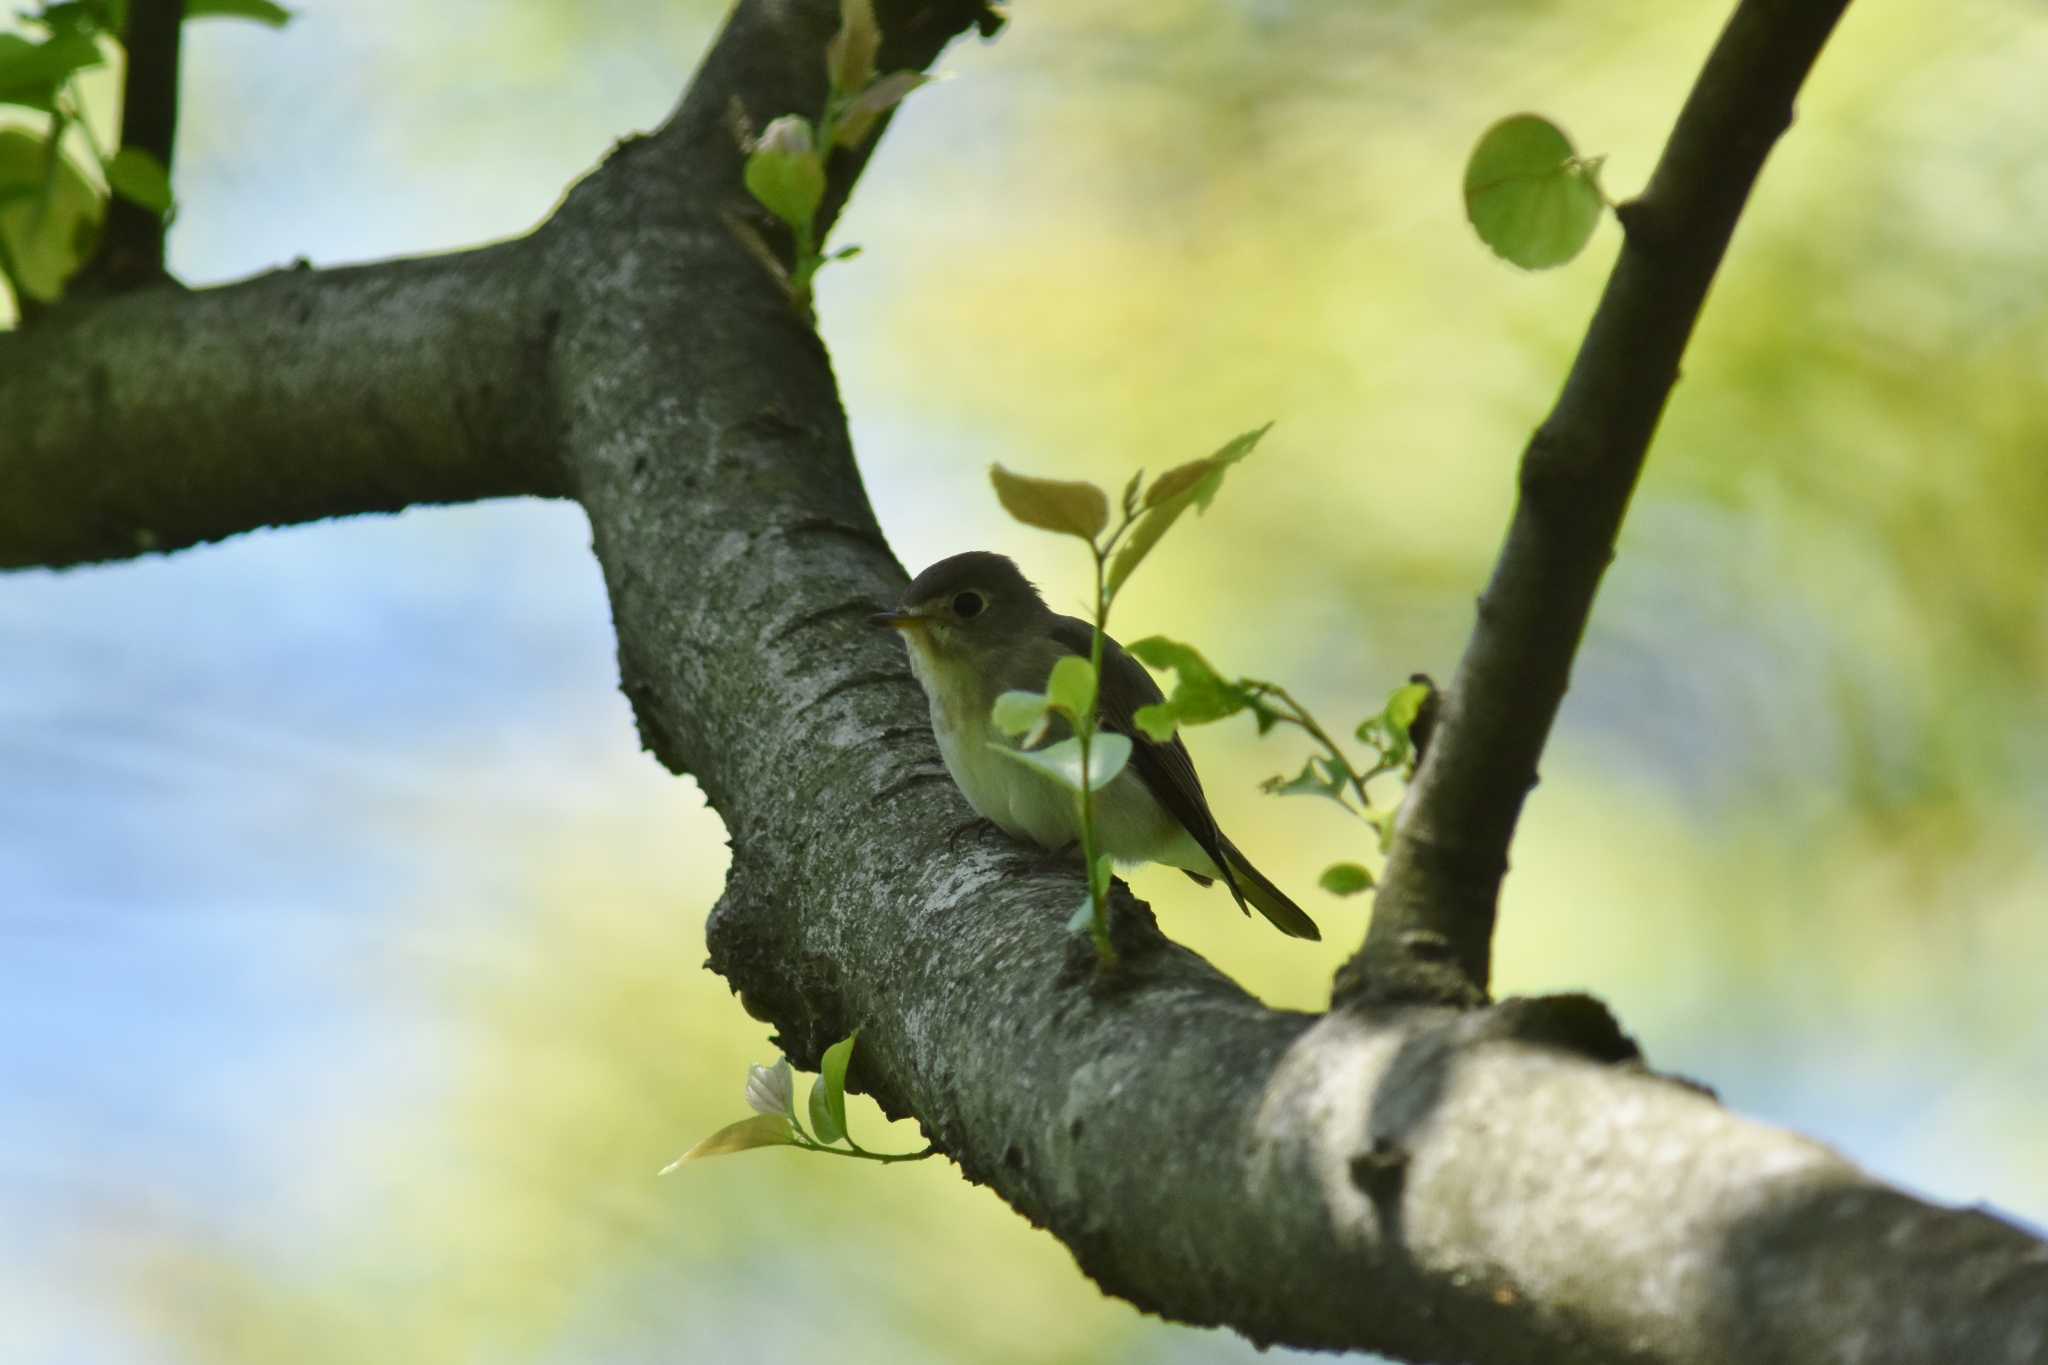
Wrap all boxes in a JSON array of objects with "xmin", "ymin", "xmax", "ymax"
[
  {"xmin": 1241, "ymin": 678, "xmax": 1379, "ymax": 811},
  {"xmin": 791, "ymin": 1135, "xmax": 937, "ymax": 1163},
  {"xmin": 1074, "ymin": 539, "xmax": 1116, "ymax": 965}
]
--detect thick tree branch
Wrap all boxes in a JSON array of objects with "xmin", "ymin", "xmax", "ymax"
[
  {"xmin": 0, "ymin": 243, "xmax": 564, "ymax": 568},
  {"xmin": 1344, "ymin": 0, "xmax": 1855, "ymax": 1008},
  {"xmin": 6, "ymin": 2, "xmax": 2045, "ymax": 1361}
]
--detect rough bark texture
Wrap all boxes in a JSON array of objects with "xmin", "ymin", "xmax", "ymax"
[
  {"xmin": 0, "ymin": 243, "xmax": 564, "ymax": 567},
  {"xmin": 5, "ymin": 2, "xmax": 2047, "ymax": 1362}
]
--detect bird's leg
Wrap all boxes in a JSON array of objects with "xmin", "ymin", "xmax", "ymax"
[
  {"xmin": 1020, "ymin": 840, "xmax": 1089, "ymax": 878},
  {"xmin": 944, "ymin": 815, "xmax": 1002, "ymax": 850}
]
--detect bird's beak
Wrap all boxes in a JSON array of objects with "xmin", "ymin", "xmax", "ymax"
[{"xmin": 868, "ymin": 608, "xmax": 928, "ymax": 632}]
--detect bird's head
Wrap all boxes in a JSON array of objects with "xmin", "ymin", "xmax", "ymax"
[{"xmin": 869, "ymin": 551, "xmax": 1051, "ymax": 674}]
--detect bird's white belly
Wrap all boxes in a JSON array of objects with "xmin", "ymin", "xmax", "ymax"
[{"xmin": 920, "ymin": 675, "xmax": 1207, "ymax": 872}]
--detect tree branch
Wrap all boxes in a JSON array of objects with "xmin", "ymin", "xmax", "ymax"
[
  {"xmin": 1344, "ymin": 0, "xmax": 1858, "ymax": 1009},
  {"xmin": 91, "ymin": 0, "xmax": 184, "ymax": 288},
  {"xmin": 6, "ymin": 2, "xmax": 2044, "ymax": 1361},
  {"xmin": 0, "ymin": 242, "xmax": 564, "ymax": 568}
]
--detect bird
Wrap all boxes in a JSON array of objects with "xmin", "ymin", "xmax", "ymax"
[{"xmin": 871, "ymin": 551, "xmax": 1319, "ymax": 940}]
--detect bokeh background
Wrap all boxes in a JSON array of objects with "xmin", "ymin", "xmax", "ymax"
[{"xmin": 5, "ymin": 1, "xmax": 2046, "ymax": 1361}]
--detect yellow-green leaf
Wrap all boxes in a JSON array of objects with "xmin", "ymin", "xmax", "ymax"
[
  {"xmin": 1106, "ymin": 424, "xmax": 1270, "ymax": 595},
  {"xmin": 825, "ymin": 0, "xmax": 879, "ymax": 96},
  {"xmin": 991, "ymin": 689, "xmax": 1051, "ymax": 739},
  {"xmin": 105, "ymin": 146, "xmax": 172, "ymax": 215},
  {"xmin": 1046, "ymin": 655, "xmax": 1097, "ymax": 721},
  {"xmin": 833, "ymin": 71, "xmax": 930, "ymax": 148},
  {"xmin": 817, "ymin": 1032, "xmax": 857, "ymax": 1143},
  {"xmin": 745, "ymin": 116, "xmax": 825, "ymax": 230},
  {"xmin": 990, "ymin": 464, "xmax": 1108, "ymax": 541},
  {"xmin": 1143, "ymin": 456, "xmax": 1217, "ymax": 509},
  {"xmin": 1319, "ymin": 862, "xmax": 1375, "ymax": 897},
  {"xmin": 659, "ymin": 1114, "xmax": 795, "ymax": 1172},
  {"xmin": 1464, "ymin": 113, "xmax": 1604, "ymax": 271},
  {"xmin": 0, "ymin": 129, "xmax": 103, "ymax": 303}
]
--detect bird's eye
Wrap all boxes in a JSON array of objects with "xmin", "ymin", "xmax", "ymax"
[{"xmin": 952, "ymin": 591, "xmax": 986, "ymax": 619}]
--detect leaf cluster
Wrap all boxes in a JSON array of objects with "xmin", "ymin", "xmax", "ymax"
[
  {"xmin": 0, "ymin": 0, "xmax": 289, "ymax": 312},
  {"xmin": 985, "ymin": 425, "xmax": 1273, "ymax": 962},
  {"xmin": 664, "ymin": 1032, "xmax": 933, "ymax": 1169},
  {"xmin": 737, "ymin": 0, "xmax": 930, "ymax": 318}
]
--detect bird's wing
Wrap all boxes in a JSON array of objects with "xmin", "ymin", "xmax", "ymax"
[{"xmin": 1046, "ymin": 614, "xmax": 1245, "ymax": 903}]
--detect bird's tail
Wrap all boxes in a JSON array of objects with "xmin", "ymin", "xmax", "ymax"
[{"xmin": 1217, "ymin": 837, "xmax": 1320, "ymax": 941}]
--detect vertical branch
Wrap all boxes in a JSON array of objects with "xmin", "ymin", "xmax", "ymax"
[
  {"xmin": 95, "ymin": 0, "xmax": 185, "ymax": 286},
  {"xmin": 1338, "ymin": 0, "xmax": 1855, "ymax": 1008}
]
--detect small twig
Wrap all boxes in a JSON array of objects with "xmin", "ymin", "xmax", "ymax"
[
  {"xmin": 1338, "ymin": 0, "xmax": 1857, "ymax": 1010},
  {"xmin": 90, "ymin": 0, "xmax": 185, "ymax": 288}
]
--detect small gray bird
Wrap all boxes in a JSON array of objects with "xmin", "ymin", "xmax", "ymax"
[{"xmin": 871, "ymin": 551, "xmax": 1319, "ymax": 940}]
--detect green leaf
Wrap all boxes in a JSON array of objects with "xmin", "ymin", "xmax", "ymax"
[
  {"xmin": 1358, "ymin": 679, "xmax": 1436, "ymax": 767},
  {"xmin": 744, "ymin": 116, "xmax": 826, "ymax": 231},
  {"xmin": 1125, "ymin": 635, "xmax": 1252, "ymax": 740},
  {"xmin": 659, "ymin": 1114, "xmax": 795, "ymax": 1171},
  {"xmin": 1046, "ymin": 655, "xmax": 1097, "ymax": 722},
  {"xmin": 991, "ymin": 689, "xmax": 1051, "ymax": 740},
  {"xmin": 1464, "ymin": 113, "xmax": 1604, "ymax": 270},
  {"xmin": 29, "ymin": 4, "xmax": 103, "ymax": 40},
  {"xmin": 1262, "ymin": 756, "xmax": 1351, "ymax": 805},
  {"xmin": 990, "ymin": 733, "xmax": 1131, "ymax": 793},
  {"xmin": 833, "ymin": 70, "xmax": 930, "ymax": 148},
  {"xmin": 1318, "ymin": 862, "xmax": 1375, "ymax": 897},
  {"xmin": 825, "ymin": 0, "xmax": 879, "ymax": 96},
  {"xmin": 0, "ymin": 82, "xmax": 57, "ymax": 115},
  {"xmin": 104, "ymin": 146, "xmax": 171, "ymax": 214},
  {"xmin": 0, "ymin": 31, "xmax": 103, "ymax": 95},
  {"xmin": 183, "ymin": 0, "xmax": 293, "ymax": 26},
  {"xmin": 0, "ymin": 128, "xmax": 104, "ymax": 303},
  {"xmin": 806, "ymin": 1077, "xmax": 843, "ymax": 1144},
  {"xmin": 1105, "ymin": 423, "xmax": 1270, "ymax": 595},
  {"xmin": 989, "ymin": 464, "xmax": 1109, "ymax": 541},
  {"xmin": 1143, "ymin": 456, "xmax": 1217, "ymax": 509},
  {"xmin": 1119, "ymin": 468, "xmax": 1144, "ymax": 519},
  {"xmin": 817, "ymin": 1032, "xmax": 857, "ymax": 1145},
  {"xmin": 1382, "ymin": 680, "xmax": 1431, "ymax": 740},
  {"xmin": 1130, "ymin": 701, "xmax": 1176, "ymax": 744}
]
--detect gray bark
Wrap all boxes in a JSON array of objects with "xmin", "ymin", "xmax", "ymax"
[{"xmin": 4, "ymin": 1, "xmax": 2045, "ymax": 1362}]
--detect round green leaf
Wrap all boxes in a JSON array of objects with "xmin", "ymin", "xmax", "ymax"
[
  {"xmin": 991, "ymin": 689, "xmax": 1051, "ymax": 739},
  {"xmin": 1463, "ymin": 114, "xmax": 1604, "ymax": 270},
  {"xmin": 1046, "ymin": 655, "xmax": 1097, "ymax": 721}
]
